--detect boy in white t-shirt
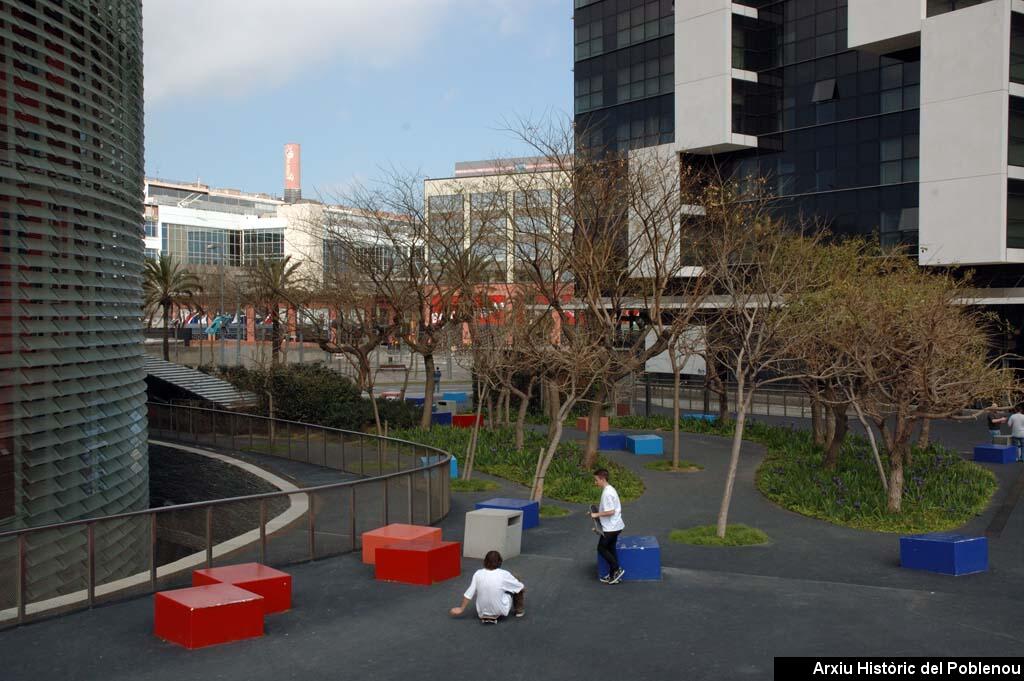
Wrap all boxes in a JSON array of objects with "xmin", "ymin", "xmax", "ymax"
[
  {"xmin": 591, "ymin": 468, "xmax": 625, "ymax": 585},
  {"xmin": 449, "ymin": 551, "xmax": 525, "ymax": 623},
  {"xmin": 1008, "ymin": 405, "xmax": 1024, "ymax": 462}
]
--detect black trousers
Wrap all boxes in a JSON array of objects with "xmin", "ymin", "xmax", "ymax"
[{"xmin": 597, "ymin": 530, "xmax": 621, "ymax": 575}]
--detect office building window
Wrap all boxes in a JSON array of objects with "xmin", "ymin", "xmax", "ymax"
[
  {"xmin": 575, "ymin": 20, "xmax": 604, "ymax": 60},
  {"xmin": 242, "ymin": 229, "xmax": 284, "ymax": 264},
  {"xmin": 144, "ymin": 218, "xmax": 157, "ymax": 237},
  {"xmin": 470, "ymin": 192, "xmax": 508, "ymax": 281},
  {"xmin": 1010, "ymin": 98, "xmax": 1024, "ymax": 167},
  {"xmin": 615, "ymin": 1, "xmax": 673, "ymax": 50},
  {"xmin": 926, "ymin": 0, "xmax": 993, "ymax": 17},
  {"xmin": 428, "ymin": 194, "xmax": 465, "ymax": 263},
  {"xmin": 144, "ymin": 248, "xmax": 159, "ymax": 260},
  {"xmin": 575, "ymin": 75, "xmax": 605, "ymax": 113},
  {"xmin": 1013, "ymin": 13, "xmax": 1024, "ymax": 86},
  {"xmin": 616, "ymin": 56, "xmax": 673, "ymax": 105},
  {"xmin": 1008, "ymin": 179, "xmax": 1024, "ymax": 249},
  {"xmin": 513, "ymin": 190, "xmax": 552, "ymax": 280}
]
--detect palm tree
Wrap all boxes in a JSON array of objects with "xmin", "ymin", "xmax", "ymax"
[
  {"xmin": 143, "ymin": 255, "xmax": 202, "ymax": 361},
  {"xmin": 244, "ymin": 256, "xmax": 304, "ymax": 365}
]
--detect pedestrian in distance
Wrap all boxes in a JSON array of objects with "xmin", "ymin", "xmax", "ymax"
[
  {"xmin": 987, "ymin": 402, "xmax": 1007, "ymax": 444},
  {"xmin": 591, "ymin": 468, "xmax": 625, "ymax": 584},
  {"xmin": 1007, "ymin": 404, "xmax": 1024, "ymax": 462},
  {"xmin": 449, "ymin": 550, "xmax": 525, "ymax": 624}
]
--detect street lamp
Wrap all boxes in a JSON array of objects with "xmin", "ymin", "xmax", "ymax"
[{"xmin": 206, "ymin": 242, "xmax": 226, "ymax": 365}]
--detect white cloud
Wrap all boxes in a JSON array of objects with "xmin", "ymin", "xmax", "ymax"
[{"xmin": 143, "ymin": 0, "xmax": 455, "ymax": 102}]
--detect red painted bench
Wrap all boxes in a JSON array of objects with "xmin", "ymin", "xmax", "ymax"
[
  {"xmin": 375, "ymin": 539, "xmax": 462, "ymax": 585},
  {"xmin": 193, "ymin": 563, "xmax": 292, "ymax": 614},
  {"xmin": 452, "ymin": 414, "xmax": 483, "ymax": 428},
  {"xmin": 361, "ymin": 523, "xmax": 442, "ymax": 564},
  {"xmin": 577, "ymin": 416, "xmax": 609, "ymax": 432},
  {"xmin": 154, "ymin": 584, "xmax": 264, "ymax": 649}
]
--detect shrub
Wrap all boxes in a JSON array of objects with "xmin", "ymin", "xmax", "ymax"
[{"xmin": 391, "ymin": 426, "xmax": 644, "ymax": 505}]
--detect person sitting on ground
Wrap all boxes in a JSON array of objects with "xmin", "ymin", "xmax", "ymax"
[{"xmin": 448, "ymin": 550, "xmax": 525, "ymax": 623}]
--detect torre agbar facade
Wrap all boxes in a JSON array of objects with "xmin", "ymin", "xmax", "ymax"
[
  {"xmin": 0, "ymin": 0, "xmax": 148, "ymax": 599},
  {"xmin": 574, "ymin": 0, "xmax": 1024, "ymax": 355}
]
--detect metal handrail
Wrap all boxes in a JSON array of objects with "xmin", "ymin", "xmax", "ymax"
[{"xmin": 0, "ymin": 403, "xmax": 453, "ymax": 628}]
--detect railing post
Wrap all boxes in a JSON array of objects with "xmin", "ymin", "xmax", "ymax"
[
  {"xmin": 205, "ymin": 506, "xmax": 213, "ymax": 567},
  {"xmin": 230, "ymin": 412, "xmax": 236, "ymax": 451},
  {"xmin": 340, "ymin": 430, "xmax": 346, "ymax": 472},
  {"xmin": 305, "ymin": 426, "xmax": 311, "ymax": 464},
  {"xmin": 426, "ymin": 467, "xmax": 433, "ymax": 523},
  {"xmin": 286, "ymin": 422, "xmax": 292, "ymax": 460},
  {"xmin": 350, "ymin": 485, "xmax": 357, "ymax": 551},
  {"xmin": 258, "ymin": 499, "xmax": 266, "ymax": 564},
  {"xmin": 212, "ymin": 411, "xmax": 218, "ymax": 447},
  {"xmin": 383, "ymin": 478, "xmax": 389, "ymax": 525},
  {"xmin": 17, "ymin": 533, "xmax": 26, "ymax": 623},
  {"xmin": 783, "ymin": 392, "xmax": 788, "ymax": 417},
  {"xmin": 86, "ymin": 523, "xmax": 95, "ymax": 608},
  {"xmin": 323, "ymin": 428, "xmax": 328, "ymax": 467},
  {"xmin": 190, "ymin": 408, "xmax": 196, "ymax": 442},
  {"xmin": 150, "ymin": 514, "xmax": 158, "ymax": 590},
  {"xmin": 360, "ymin": 437, "xmax": 365, "ymax": 476},
  {"xmin": 407, "ymin": 473, "xmax": 413, "ymax": 524},
  {"xmin": 307, "ymin": 491, "xmax": 316, "ymax": 561}
]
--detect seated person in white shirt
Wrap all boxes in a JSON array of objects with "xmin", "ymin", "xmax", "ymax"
[{"xmin": 448, "ymin": 550, "xmax": 525, "ymax": 623}]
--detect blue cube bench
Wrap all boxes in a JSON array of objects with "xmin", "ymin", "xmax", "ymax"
[
  {"xmin": 683, "ymin": 412, "xmax": 717, "ymax": 423},
  {"xmin": 420, "ymin": 455, "xmax": 458, "ymax": 479},
  {"xmin": 430, "ymin": 411, "xmax": 453, "ymax": 426},
  {"xmin": 627, "ymin": 434, "xmax": 663, "ymax": 456},
  {"xmin": 475, "ymin": 498, "xmax": 539, "ymax": 529},
  {"xmin": 597, "ymin": 535, "xmax": 661, "ymax": 581},
  {"xmin": 442, "ymin": 391, "xmax": 468, "ymax": 404},
  {"xmin": 405, "ymin": 396, "xmax": 425, "ymax": 407},
  {"xmin": 974, "ymin": 443, "xmax": 1017, "ymax": 464},
  {"xmin": 599, "ymin": 432, "xmax": 627, "ymax": 451},
  {"xmin": 899, "ymin": 533, "xmax": 988, "ymax": 576}
]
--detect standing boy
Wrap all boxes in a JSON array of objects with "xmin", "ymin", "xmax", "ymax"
[
  {"xmin": 591, "ymin": 468, "xmax": 625, "ymax": 584},
  {"xmin": 1008, "ymin": 405, "xmax": 1024, "ymax": 462}
]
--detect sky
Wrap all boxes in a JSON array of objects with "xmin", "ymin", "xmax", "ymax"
[{"xmin": 143, "ymin": 0, "xmax": 573, "ymax": 200}]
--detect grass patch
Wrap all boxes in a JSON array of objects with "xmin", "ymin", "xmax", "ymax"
[
  {"xmin": 669, "ymin": 524, "xmax": 770, "ymax": 546},
  {"xmin": 391, "ymin": 426, "xmax": 644, "ymax": 505},
  {"xmin": 540, "ymin": 505, "xmax": 571, "ymax": 518},
  {"xmin": 451, "ymin": 479, "xmax": 500, "ymax": 493},
  {"xmin": 615, "ymin": 415, "xmax": 998, "ymax": 534},
  {"xmin": 643, "ymin": 459, "xmax": 703, "ymax": 472}
]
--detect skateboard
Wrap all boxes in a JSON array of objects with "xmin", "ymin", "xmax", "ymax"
[{"xmin": 589, "ymin": 504, "xmax": 605, "ymax": 537}]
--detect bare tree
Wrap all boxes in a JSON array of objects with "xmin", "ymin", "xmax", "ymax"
[{"xmin": 699, "ymin": 180, "xmax": 831, "ymax": 538}]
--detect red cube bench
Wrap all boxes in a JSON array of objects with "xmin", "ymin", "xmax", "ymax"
[
  {"xmin": 361, "ymin": 523, "xmax": 442, "ymax": 565},
  {"xmin": 375, "ymin": 539, "xmax": 462, "ymax": 585},
  {"xmin": 154, "ymin": 584, "xmax": 264, "ymax": 649},
  {"xmin": 452, "ymin": 414, "xmax": 483, "ymax": 428},
  {"xmin": 192, "ymin": 563, "xmax": 292, "ymax": 614}
]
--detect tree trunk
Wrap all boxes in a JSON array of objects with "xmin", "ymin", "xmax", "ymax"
[
  {"xmin": 916, "ymin": 418, "xmax": 931, "ymax": 449},
  {"xmin": 823, "ymin": 403, "xmax": 848, "ymax": 469},
  {"xmin": 886, "ymin": 419, "xmax": 910, "ymax": 513},
  {"xmin": 583, "ymin": 386, "xmax": 605, "ymax": 470},
  {"xmin": 162, "ymin": 304, "xmax": 171, "ymax": 361},
  {"xmin": 532, "ymin": 401, "xmax": 573, "ymax": 503},
  {"xmin": 512, "ymin": 377, "xmax": 534, "ymax": 452},
  {"xmin": 420, "ymin": 353, "xmax": 436, "ymax": 429},
  {"xmin": 670, "ymin": 350, "xmax": 682, "ymax": 468},
  {"xmin": 716, "ymin": 382, "xmax": 750, "ymax": 538},
  {"xmin": 367, "ymin": 385, "xmax": 382, "ymax": 436},
  {"xmin": 852, "ymin": 400, "xmax": 887, "ymax": 493},
  {"xmin": 810, "ymin": 395, "xmax": 824, "ymax": 446},
  {"xmin": 271, "ymin": 316, "xmax": 282, "ymax": 366},
  {"xmin": 399, "ymin": 365, "xmax": 411, "ymax": 401},
  {"xmin": 462, "ymin": 385, "xmax": 487, "ymax": 480}
]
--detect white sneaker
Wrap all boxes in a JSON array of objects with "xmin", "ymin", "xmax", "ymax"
[{"xmin": 608, "ymin": 568, "xmax": 625, "ymax": 585}]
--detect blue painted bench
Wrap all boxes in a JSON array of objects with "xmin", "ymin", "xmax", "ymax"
[
  {"xmin": 475, "ymin": 498, "xmax": 539, "ymax": 529},
  {"xmin": 405, "ymin": 396, "xmax": 425, "ymax": 407},
  {"xmin": 597, "ymin": 535, "xmax": 661, "ymax": 581},
  {"xmin": 598, "ymin": 432, "xmax": 627, "ymax": 451},
  {"xmin": 899, "ymin": 533, "xmax": 988, "ymax": 576},
  {"xmin": 683, "ymin": 412, "xmax": 718, "ymax": 423},
  {"xmin": 627, "ymin": 434, "xmax": 663, "ymax": 455},
  {"xmin": 430, "ymin": 411, "xmax": 452, "ymax": 426},
  {"xmin": 442, "ymin": 391, "xmax": 469, "ymax": 404},
  {"xmin": 973, "ymin": 444, "xmax": 1017, "ymax": 464}
]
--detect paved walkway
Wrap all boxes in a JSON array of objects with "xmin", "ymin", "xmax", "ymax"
[{"xmin": 3, "ymin": 423, "xmax": 1024, "ymax": 680}]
